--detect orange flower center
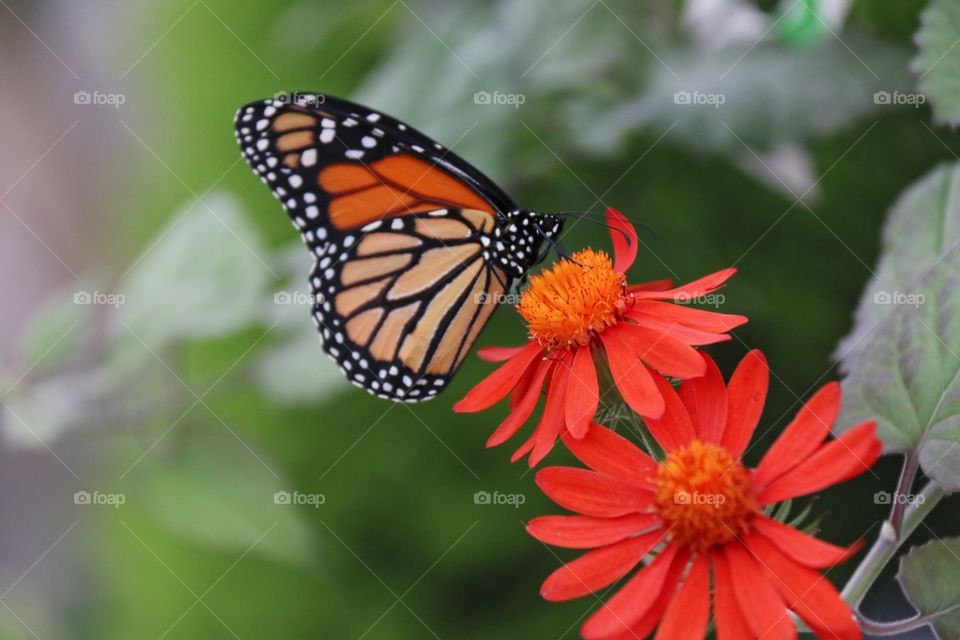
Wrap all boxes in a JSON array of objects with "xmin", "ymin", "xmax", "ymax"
[
  {"xmin": 653, "ymin": 440, "xmax": 757, "ymax": 553},
  {"xmin": 518, "ymin": 249, "xmax": 627, "ymax": 347}
]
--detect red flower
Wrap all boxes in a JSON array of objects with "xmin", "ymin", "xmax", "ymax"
[
  {"xmin": 527, "ymin": 351, "xmax": 881, "ymax": 640},
  {"xmin": 454, "ymin": 208, "xmax": 747, "ymax": 465}
]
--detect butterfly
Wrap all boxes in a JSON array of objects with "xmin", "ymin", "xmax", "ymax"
[{"xmin": 234, "ymin": 93, "xmax": 563, "ymax": 402}]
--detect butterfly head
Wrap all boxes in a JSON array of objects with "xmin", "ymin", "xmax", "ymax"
[{"xmin": 491, "ymin": 210, "xmax": 564, "ymax": 278}]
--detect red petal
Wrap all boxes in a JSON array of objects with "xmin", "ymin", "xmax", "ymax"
[
  {"xmin": 477, "ymin": 345, "xmax": 526, "ymax": 362},
  {"xmin": 724, "ymin": 543, "xmax": 796, "ymax": 640},
  {"xmin": 581, "ymin": 544, "xmax": 688, "ymax": 639},
  {"xmin": 629, "ymin": 300, "xmax": 748, "ymax": 332},
  {"xmin": 627, "ymin": 278, "xmax": 674, "ymax": 293},
  {"xmin": 752, "ymin": 382, "xmax": 841, "ymax": 487},
  {"xmin": 653, "ymin": 553, "xmax": 710, "ymax": 640},
  {"xmin": 487, "ymin": 357, "xmax": 552, "ymax": 447},
  {"xmin": 566, "ymin": 346, "xmax": 599, "ymax": 439},
  {"xmin": 712, "ymin": 551, "xmax": 753, "ymax": 640},
  {"xmin": 746, "ymin": 532, "xmax": 862, "ymax": 640},
  {"xmin": 631, "ymin": 268, "xmax": 738, "ymax": 301},
  {"xmin": 602, "ymin": 552, "xmax": 688, "ymax": 640},
  {"xmin": 678, "ymin": 353, "xmax": 727, "ymax": 443},
  {"xmin": 562, "ymin": 423, "xmax": 658, "ymax": 485},
  {"xmin": 720, "ymin": 350, "xmax": 768, "ymax": 457},
  {"xmin": 617, "ymin": 324, "xmax": 707, "ymax": 379},
  {"xmin": 454, "ymin": 342, "xmax": 545, "ymax": 412},
  {"xmin": 536, "ymin": 467, "xmax": 653, "ymax": 517},
  {"xmin": 529, "ymin": 357, "xmax": 571, "ymax": 467},
  {"xmin": 757, "ymin": 420, "xmax": 881, "ymax": 506},
  {"xmin": 607, "ymin": 207, "xmax": 638, "ymax": 274},
  {"xmin": 625, "ymin": 309, "xmax": 734, "ymax": 346},
  {"xmin": 753, "ymin": 515, "xmax": 862, "ymax": 569},
  {"xmin": 600, "ymin": 329, "xmax": 665, "ymax": 418},
  {"xmin": 645, "ymin": 372, "xmax": 698, "ymax": 453},
  {"xmin": 540, "ymin": 529, "xmax": 664, "ymax": 601},
  {"xmin": 510, "ymin": 431, "xmax": 537, "ymax": 463},
  {"xmin": 526, "ymin": 513, "xmax": 661, "ymax": 549}
]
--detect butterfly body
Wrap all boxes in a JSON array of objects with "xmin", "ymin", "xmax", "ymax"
[{"xmin": 235, "ymin": 93, "xmax": 562, "ymax": 401}]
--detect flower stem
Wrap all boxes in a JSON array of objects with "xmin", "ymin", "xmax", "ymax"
[
  {"xmin": 857, "ymin": 606, "xmax": 960, "ymax": 636},
  {"xmin": 592, "ymin": 348, "xmax": 664, "ymax": 460},
  {"xmin": 890, "ymin": 450, "xmax": 920, "ymax": 536},
  {"xmin": 840, "ymin": 480, "xmax": 945, "ymax": 608}
]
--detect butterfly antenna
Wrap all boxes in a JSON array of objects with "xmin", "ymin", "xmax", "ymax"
[{"xmin": 552, "ymin": 211, "xmax": 658, "ymax": 243}]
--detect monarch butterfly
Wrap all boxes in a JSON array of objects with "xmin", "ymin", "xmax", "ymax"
[{"xmin": 235, "ymin": 93, "xmax": 563, "ymax": 402}]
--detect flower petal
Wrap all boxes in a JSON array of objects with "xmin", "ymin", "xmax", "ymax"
[
  {"xmin": 713, "ymin": 551, "xmax": 753, "ymax": 640},
  {"xmin": 536, "ymin": 467, "xmax": 653, "ymax": 517},
  {"xmin": 752, "ymin": 515, "xmax": 863, "ymax": 569},
  {"xmin": 600, "ymin": 329, "xmax": 665, "ymax": 418},
  {"xmin": 477, "ymin": 345, "xmax": 527, "ymax": 362},
  {"xmin": 757, "ymin": 420, "xmax": 881, "ymax": 506},
  {"xmin": 720, "ymin": 349, "xmax": 768, "ymax": 457},
  {"xmin": 454, "ymin": 341, "xmax": 545, "ymax": 412},
  {"xmin": 752, "ymin": 382, "xmax": 841, "ymax": 488},
  {"xmin": 625, "ymin": 309, "xmax": 734, "ymax": 346},
  {"xmin": 581, "ymin": 544, "xmax": 688, "ymax": 639},
  {"xmin": 529, "ymin": 356, "xmax": 572, "ymax": 466},
  {"xmin": 631, "ymin": 268, "xmax": 738, "ymax": 301},
  {"xmin": 629, "ymin": 300, "xmax": 748, "ymax": 332},
  {"xmin": 562, "ymin": 423, "xmax": 658, "ymax": 485},
  {"xmin": 746, "ymin": 532, "xmax": 862, "ymax": 640},
  {"xmin": 627, "ymin": 278, "xmax": 674, "ymax": 293},
  {"xmin": 678, "ymin": 353, "xmax": 727, "ymax": 443},
  {"xmin": 602, "ymin": 548, "xmax": 689, "ymax": 640},
  {"xmin": 725, "ymin": 543, "xmax": 796, "ymax": 640},
  {"xmin": 540, "ymin": 529, "xmax": 664, "ymax": 601},
  {"xmin": 617, "ymin": 324, "xmax": 707, "ymax": 379},
  {"xmin": 607, "ymin": 207, "xmax": 638, "ymax": 274},
  {"xmin": 566, "ymin": 345, "xmax": 599, "ymax": 439},
  {"xmin": 645, "ymin": 372, "xmax": 698, "ymax": 453},
  {"xmin": 653, "ymin": 554, "xmax": 711, "ymax": 640},
  {"xmin": 487, "ymin": 357, "xmax": 552, "ymax": 447},
  {"xmin": 526, "ymin": 513, "xmax": 661, "ymax": 549}
]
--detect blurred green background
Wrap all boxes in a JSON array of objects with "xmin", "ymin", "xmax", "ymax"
[{"xmin": 0, "ymin": 0, "xmax": 958, "ymax": 638}]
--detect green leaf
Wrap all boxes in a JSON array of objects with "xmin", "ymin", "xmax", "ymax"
[
  {"xmin": 838, "ymin": 163, "xmax": 960, "ymax": 491},
  {"xmin": 117, "ymin": 192, "xmax": 270, "ymax": 346},
  {"xmin": 16, "ymin": 287, "xmax": 94, "ymax": 376},
  {"xmin": 913, "ymin": 0, "xmax": 960, "ymax": 126},
  {"xmin": 136, "ymin": 434, "xmax": 318, "ymax": 568},
  {"xmin": 898, "ymin": 538, "xmax": 960, "ymax": 638}
]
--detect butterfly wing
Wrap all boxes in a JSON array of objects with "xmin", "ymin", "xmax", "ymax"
[{"xmin": 235, "ymin": 93, "xmax": 520, "ymax": 401}]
